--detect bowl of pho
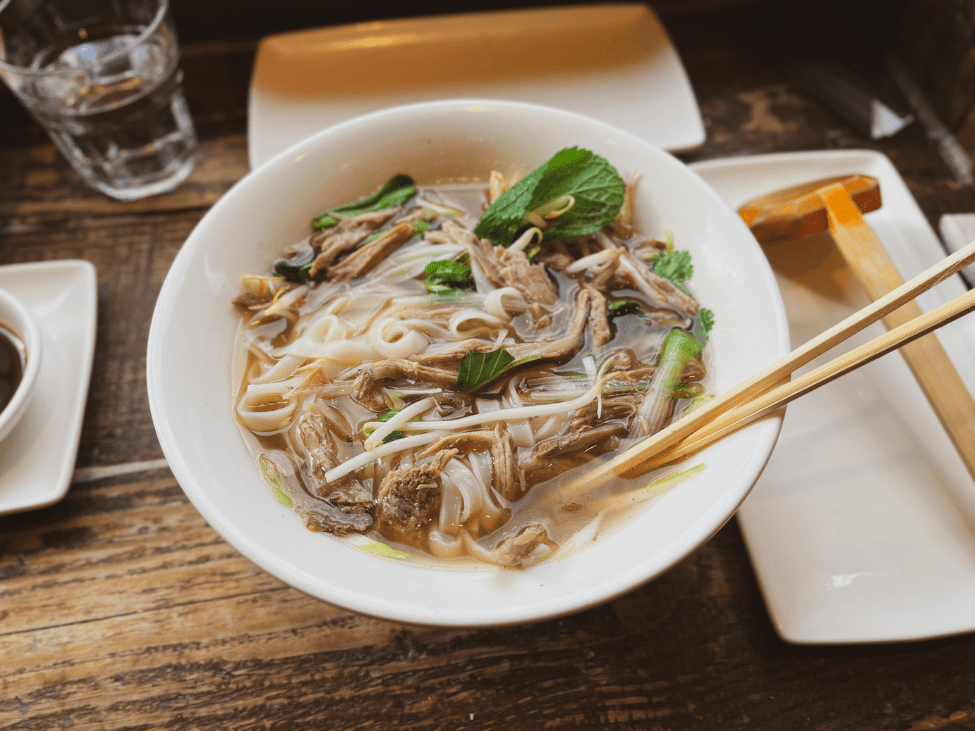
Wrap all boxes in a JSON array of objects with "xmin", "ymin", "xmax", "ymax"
[{"xmin": 147, "ymin": 99, "xmax": 788, "ymax": 626}]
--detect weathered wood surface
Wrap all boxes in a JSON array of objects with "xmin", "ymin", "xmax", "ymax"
[{"xmin": 3, "ymin": 4, "xmax": 975, "ymax": 730}]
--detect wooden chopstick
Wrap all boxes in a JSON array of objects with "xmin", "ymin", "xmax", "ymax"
[
  {"xmin": 563, "ymin": 237, "xmax": 975, "ymax": 490},
  {"xmin": 630, "ymin": 283, "xmax": 975, "ymax": 472}
]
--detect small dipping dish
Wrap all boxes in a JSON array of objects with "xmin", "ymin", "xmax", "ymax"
[{"xmin": 0, "ymin": 286, "xmax": 42, "ymax": 444}]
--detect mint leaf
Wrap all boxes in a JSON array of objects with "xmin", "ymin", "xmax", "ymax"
[
  {"xmin": 313, "ymin": 174, "xmax": 416, "ymax": 230},
  {"xmin": 454, "ymin": 349, "xmax": 542, "ymax": 391},
  {"xmin": 423, "ymin": 259, "xmax": 474, "ymax": 293},
  {"xmin": 654, "ymin": 249, "xmax": 694, "ymax": 294},
  {"xmin": 473, "ymin": 147, "xmax": 625, "ymax": 247}
]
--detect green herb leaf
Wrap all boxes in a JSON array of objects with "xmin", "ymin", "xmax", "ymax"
[
  {"xmin": 360, "ymin": 219, "xmax": 431, "ymax": 246},
  {"xmin": 274, "ymin": 260, "xmax": 314, "ymax": 283},
  {"xmin": 423, "ymin": 258, "xmax": 474, "ymax": 294},
  {"xmin": 473, "ymin": 147, "xmax": 625, "ymax": 247},
  {"xmin": 454, "ymin": 349, "xmax": 542, "ymax": 391},
  {"xmin": 608, "ymin": 299, "xmax": 643, "ymax": 317},
  {"xmin": 654, "ymin": 249, "xmax": 694, "ymax": 294},
  {"xmin": 258, "ymin": 455, "xmax": 294, "ymax": 508},
  {"xmin": 312, "ymin": 174, "xmax": 417, "ymax": 231},
  {"xmin": 377, "ymin": 410, "xmax": 405, "ymax": 443},
  {"xmin": 358, "ymin": 540, "xmax": 411, "ymax": 559},
  {"xmin": 642, "ymin": 463, "xmax": 705, "ymax": 495}
]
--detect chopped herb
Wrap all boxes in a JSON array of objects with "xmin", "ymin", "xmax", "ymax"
[
  {"xmin": 358, "ymin": 540, "xmax": 411, "ymax": 559},
  {"xmin": 454, "ymin": 348, "xmax": 543, "ymax": 391},
  {"xmin": 474, "ymin": 147, "xmax": 625, "ymax": 247},
  {"xmin": 258, "ymin": 455, "xmax": 293, "ymax": 508},
  {"xmin": 377, "ymin": 410, "xmax": 405, "ymax": 443},
  {"xmin": 274, "ymin": 260, "xmax": 314, "ymax": 283},
  {"xmin": 361, "ymin": 218, "xmax": 432, "ymax": 246},
  {"xmin": 608, "ymin": 299, "xmax": 643, "ymax": 317},
  {"xmin": 654, "ymin": 249, "xmax": 694, "ymax": 294},
  {"xmin": 696, "ymin": 307, "xmax": 715, "ymax": 346},
  {"xmin": 423, "ymin": 258, "xmax": 474, "ymax": 294},
  {"xmin": 642, "ymin": 463, "xmax": 706, "ymax": 495},
  {"xmin": 312, "ymin": 174, "xmax": 417, "ymax": 231}
]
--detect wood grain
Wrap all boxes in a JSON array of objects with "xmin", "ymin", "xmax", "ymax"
[{"xmin": 3, "ymin": 3, "xmax": 975, "ymax": 730}]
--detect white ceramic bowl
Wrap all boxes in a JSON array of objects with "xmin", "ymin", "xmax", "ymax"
[
  {"xmin": 0, "ymin": 286, "xmax": 42, "ymax": 444},
  {"xmin": 147, "ymin": 99, "xmax": 789, "ymax": 626}
]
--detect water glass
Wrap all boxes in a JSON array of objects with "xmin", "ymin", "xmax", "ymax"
[{"xmin": 0, "ymin": 0, "xmax": 197, "ymax": 200}]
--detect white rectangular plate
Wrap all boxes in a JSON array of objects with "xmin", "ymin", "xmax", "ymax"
[
  {"xmin": 0, "ymin": 260, "xmax": 97, "ymax": 515},
  {"xmin": 247, "ymin": 3, "xmax": 705, "ymax": 169},
  {"xmin": 691, "ymin": 151, "xmax": 975, "ymax": 644}
]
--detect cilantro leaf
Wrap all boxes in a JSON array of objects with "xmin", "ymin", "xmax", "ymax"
[
  {"xmin": 454, "ymin": 349, "xmax": 542, "ymax": 391},
  {"xmin": 700, "ymin": 308, "xmax": 715, "ymax": 334},
  {"xmin": 654, "ymin": 249, "xmax": 694, "ymax": 294},
  {"xmin": 313, "ymin": 174, "xmax": 416, "ymax": 230},
  {"xmin": 473, "ymin": 147, "xmax": 625, "ymax": 247},
  {"xmin": 694, "ymin": 308, "xmax": 715, "ymax": 346},
  {"xmin": 423, "ymin": 259, "xmax": 474, "ymax": 293}
]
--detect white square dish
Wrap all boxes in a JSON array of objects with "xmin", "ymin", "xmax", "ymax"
[
  {"xmin": 0, "ymin": 260, "xmax": 97, "ymax": 515},
  {"xmin": 247, "ymin": 4, "xmax": 705, "ymax": 169},
  {"xmin": 691, "ymin": 150, "xmax": 975, "ymax": 644}
]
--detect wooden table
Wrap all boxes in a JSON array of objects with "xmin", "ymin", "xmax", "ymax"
[{"xmin": 4, "ymin": 3, "xmax": 975, "ymax": 729}]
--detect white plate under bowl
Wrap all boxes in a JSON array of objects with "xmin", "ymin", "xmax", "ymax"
[
  {"xmin": 247, "ymin": 3, "xmax": 705, "ymax": 170},
  {"xmin": 148, "ymin": 99, "xmax": 787, "ymax": 627},
  {"xmin": 0, "ymin": 260, "xmax": 97, "ymax": 515},
  {"xmin": 691, "ymin": 150, "xmax": 975, "ymax": 644}
]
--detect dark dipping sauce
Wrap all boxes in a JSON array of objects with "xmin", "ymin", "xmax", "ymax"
[{"xmin": 0, "ymin": 324, "xmax": 25, "ymax": 415}]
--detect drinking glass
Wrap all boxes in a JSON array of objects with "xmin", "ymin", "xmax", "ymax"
[{"xmin": 0, "ymin": 0, "xmax": 197, "ymax": 200}]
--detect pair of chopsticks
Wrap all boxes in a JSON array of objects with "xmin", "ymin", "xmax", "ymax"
[{"xmin": 583, "ymin": 237, "xmax": 975, "ymax": 484}]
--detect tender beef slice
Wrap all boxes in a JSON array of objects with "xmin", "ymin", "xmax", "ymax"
[
  {"xmin": 585, "ymin": 286, "xmax": 613, "ymax": 348},
  {"xmin": 352, "ymin": 359, "xmax": 458, "ymax": 410},
  {"xmin": 324, "ymin": 222, "xmax": 415, "ymax": 282},
  {"xmin": 410, "ymin": 338, "xmax": 493, "ymax": 367},
  {"xmin": 308, "ymin": 208, "xmax": 402, "ymax": 276},
  {"xmin": 486, "ymin": 524, "xmax": 557, "ymax": 568},
  {"xmin": 570, "ymin": 392, "xmax": 643, "ymax": 430},
  {"xmin": 299, "ymin": 504, "xmax": 372, "ymax": 536},
  {"xmin": 505, "ymin": 288, "xmax": 591, "ymax": 362},
  {"xmin": 531, "ymin": 422, "xmax": 628, "ymax": 461},
  {"xmin": 376, "ymin": 449, "xmax": 457, "ymax": 544},
  {"xmin": 296, "ymin": 403, "xmax": 371, "ymax": 513},
  {"xmin": 520, "ymin": 422, "xmax": 627, "ymax": 485},
  {"xmin": 493, "ymin": 245, "xmax": 558, "ymax": 305},
  {"xmin": 418, "ymin": 426, "xmax": 520, "ymax": 502},
  {"xmin": 458, "ymin": 224, "xmax": 557, "ymax": 306}
]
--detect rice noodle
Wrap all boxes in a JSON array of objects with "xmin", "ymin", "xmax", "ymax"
[
  {"xmin": 503, "ymin": 378, "xmax": 535, "ymax": 448},
  {"xmin": 443, "ymin": 458, "xmax": 482, "ymax": 524},
  {"xmin": 448, "ymin": 309, "xmax": 508, "ymax": 339},
  {"xmin": 369, "ymin": 318, "xmax": 431, "ymax": 360},
  {"xmin": 483, "ymin": 287, "xmax": 527, "ymax": 319}
]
